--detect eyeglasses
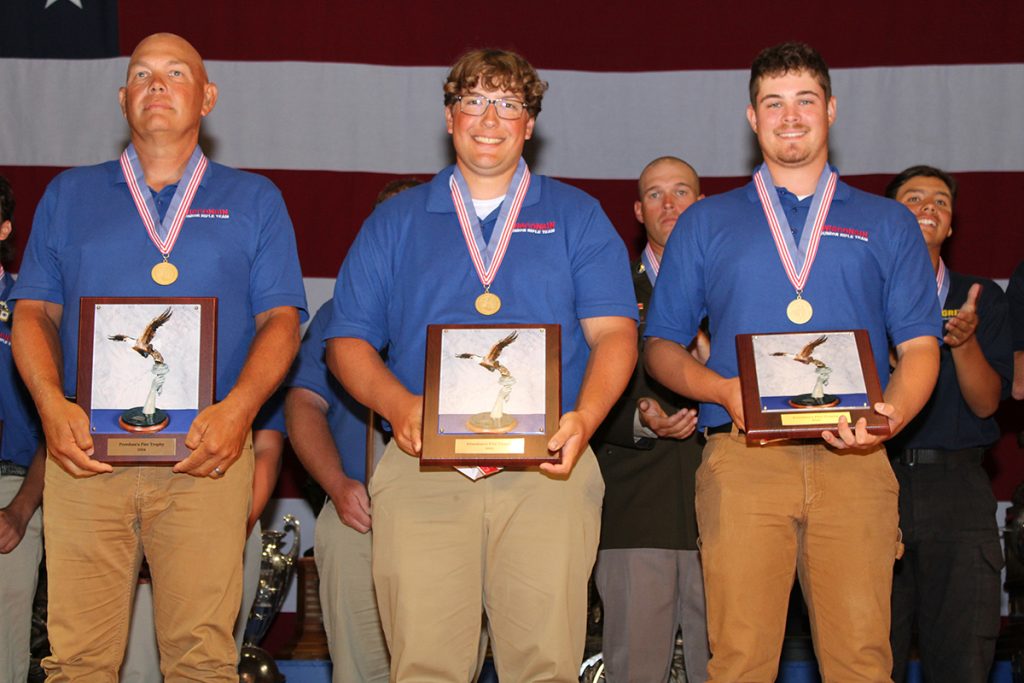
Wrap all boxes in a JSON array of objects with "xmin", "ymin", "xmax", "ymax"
[{"xmin": 455, "ymin": 95, "xmax": 526, "ymax": 120}]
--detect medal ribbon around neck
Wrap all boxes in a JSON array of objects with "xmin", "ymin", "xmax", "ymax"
[
  {"xmin": 936, "ymin": 257, "xmax": 950, "ymax": 307},
  {"xmin": 753, "ymin": 163, "xmax": 837, "ymax": 304},
  {"xmin": 120, "ymin": 144, "xmax": 207, "ymax": 265},
  {"xmin": 449, "ymin": 159, "xmax": 531, "ymax": 298},
  {"xmin": 641, "ymin": 242, "xmax": 660, "ymax": 286}
]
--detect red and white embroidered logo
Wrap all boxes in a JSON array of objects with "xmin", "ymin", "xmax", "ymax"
[
  {"xmin": 186, "ymin": 208, "xmax": 231, "ymax": 220},
  {"xmin": 821, "ymin": 225, "xmax": 869, "ymax": 242},
  {"xmin": 512, "ymin": 221, "xmax": 556, "ymax": 234}
]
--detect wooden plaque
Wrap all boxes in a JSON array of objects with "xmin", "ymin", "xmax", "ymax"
[
  {"xmin": 421, "ymin": 323, "xmax": 561, "ymax": 466},
  {"xmin": 736, "ymin": 329, "xmax": 889, "ymax": 446},
  {"xmin": 77, "ymin": 297, "xmax": 217, "ymax": 464}
]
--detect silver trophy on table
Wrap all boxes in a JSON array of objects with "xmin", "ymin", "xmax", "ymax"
[{"xmin": 239, "ymin": 515, "xmax": 301, "ymax": 683}]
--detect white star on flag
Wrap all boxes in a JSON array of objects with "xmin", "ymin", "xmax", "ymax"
[{"xmin": 44, "ymin": 0, "xmax": 84, "ymax": 7}]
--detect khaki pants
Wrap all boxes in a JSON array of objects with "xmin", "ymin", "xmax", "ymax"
[
  {"xmin": 315, "ymin": 500, "xmax": 390, "ymax": 683},
  {"xmin": 0, "ymin": 473, "xmax": 43, "ymax": 683},
  {"xmin": 696, "ymin": 432, "xmax": 900, "ymax": 682},
  {"xmin": 370, "ymin": 441, "xmax": 604, "ymax": 683},
  {"xmin": 42, "ymin": 442, "xmax": 253, "ymax": 682}
]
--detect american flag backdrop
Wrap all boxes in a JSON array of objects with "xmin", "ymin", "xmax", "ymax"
[{"xmin": 2, "ymin": 0, "xmax": 1023, "ymax": 641}]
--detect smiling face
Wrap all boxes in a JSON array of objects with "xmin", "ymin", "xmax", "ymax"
[
  {"xmin": 118, "ymin": 33, "xmax": 217, "ymax": 143},
  {"xmin": 747, "ymin": 70, "xmax": 835, "ymax": 173},
  {"xmin": 894, "ymin": 175, "xmax": 954, "ymax": 251},
  {"xmin": 445, "ymin": 82, "xmax": 535, "ymax": 197},
  {"xmin": 634, "ymin": 158, "xmax": 702, "ymax": 256}
]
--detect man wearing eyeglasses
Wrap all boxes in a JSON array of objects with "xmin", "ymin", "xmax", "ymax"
[{"xmin": 325, "ymin": 49, "xmax": 637, "ymax": 681}]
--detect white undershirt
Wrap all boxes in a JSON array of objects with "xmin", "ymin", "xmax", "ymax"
[{"xmin": 472, "ymin": 195, "xmax": 506, "ymax": 220}]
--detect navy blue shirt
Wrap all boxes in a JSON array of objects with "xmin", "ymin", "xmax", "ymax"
[
  {"xmin": 1008, "ymin": 261, "xmax": 1024, "ymax": 352},
  {"xmin": 288, "ymin": 301, "xmax": 371, "ymax": 483},
  {"xmin": 894, "ymin": 271, "xmax": 1012, "ymax": 450}
]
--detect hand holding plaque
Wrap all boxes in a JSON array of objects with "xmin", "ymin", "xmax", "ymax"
[
  {"xmin": 735, "ymin": 330, "xmax": 889, "ymax": 446},
  {"xmin": 422, "ymin": 324, "xmax": 561, "ymax": 466}
]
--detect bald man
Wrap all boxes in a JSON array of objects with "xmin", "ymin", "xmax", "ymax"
[
  {"xmin": 592, "ymin": 156, "xmax": 709, "ymax": 682},
  {"xmin": 12, "ymin": 33, "xmax": 306, "ymax": 680}
]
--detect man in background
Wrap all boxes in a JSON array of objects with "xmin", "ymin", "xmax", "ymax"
[
  {"xmin": 592, "ymin": 156, "xmax": 709, "ymax": 682},
  {"xmin": 886, "ymin": 165, "xmax": 1011, "ymax": 682},
  {"xmin": 0, "ymin": 175, "xmax": 46, "ymax": 683},
  {"xmin": 286, "ymin": 177, "xmax": 421, "ymax": 683}
]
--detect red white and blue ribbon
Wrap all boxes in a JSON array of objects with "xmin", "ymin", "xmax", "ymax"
[
  {"xmin": 449, "ymin": 158, "xmax": 530, "ymax": 292},
  {"xmin": 753, "ymin": 163, "xmax": 837, "ymax": 299},
  {"xmin": 641, "ymin": 242, "xmax": 659, "ymax": 286},
  {"xmin": 120, "ymin": 144, "xmax": 207, "ymax": 260}
]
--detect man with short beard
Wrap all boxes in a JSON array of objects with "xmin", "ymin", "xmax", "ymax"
[{"xmin": 645, "ymin": 42, "xmax": 941, "ymax": 680}]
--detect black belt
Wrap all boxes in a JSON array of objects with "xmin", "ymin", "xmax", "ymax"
[
  {"xmin": 0, "ymin": 461, "xmax": 28, "ymax": 477},
  {"xmin": 706, "ymin": 422, "xmax": 735, "ymax": 436},
  {"xmin": 889, "ymin": 447, "xmax": 984, "ymax": 467}
]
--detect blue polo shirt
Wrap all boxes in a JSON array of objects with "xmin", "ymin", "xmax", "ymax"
[
  {"xmin": 646, "ymin": 172, "xmax": 942, "ymax": 429},
  {"xmin": 324, "ymin": 165, "xmax": 637, "ymax": 415},
  {"xmin": 288, "ymin": 301, "xmax": 371, "ymax": 483},
  {"xmin": 893, "ymin": 271, "xmax": 1012, "ymax": 450},
  {"xmin": 253, "ymin": 388, "xmax": 286, "ymax": 435},
  {"xmin": 0, "ymin": 275, "xmax": 42, "ymax": 467},
  {"xmin": 11, "ymin": 157, "xmax": 308, "ymax": 401}
]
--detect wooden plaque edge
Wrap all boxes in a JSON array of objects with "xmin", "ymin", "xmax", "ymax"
[{"xmin": 421, "ymin": 323, "xmax": 562, "ymax": 467}]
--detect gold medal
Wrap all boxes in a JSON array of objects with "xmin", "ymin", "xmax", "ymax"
[
  {"xmin": 786, "ymin": 297, "xmax": 813, "ymax": 325},
  {"xmin": 151, "ymin": 260, "xmax": 179, "ymax": 286},
  {"xmin": 475, "ymin": 291, "xmax": 501, "ymax": 315}
]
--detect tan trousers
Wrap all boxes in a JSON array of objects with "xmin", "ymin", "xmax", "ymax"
[
  {"xmin": 0, "ymin": 474, "xmax": 43, "ymax": 683},
  {"xmin": 370, "ymin": 442, "xmax": 604, "ymax": 683},
  {"xmin": 696, "ymin": 432, "xmax": 900, "ymax": 683},
  {"xmin": 42, "ymin": 443, "xmax": 253, "ymax": 682},
  {"xmin": 315, "ymin": 500, "xmax": 390, "ymax": 683}
]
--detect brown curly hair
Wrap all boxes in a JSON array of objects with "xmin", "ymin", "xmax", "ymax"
[{"xmin": 443, "ymin": 49, "xmax": 549, "ymax": 118}]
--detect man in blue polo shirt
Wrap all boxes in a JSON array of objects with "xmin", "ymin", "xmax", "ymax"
[
  {"xmin": 645, "ymin": 42, "xmax": 941, "ymax": 681},
  {"xmin": 885, "ymin": 166, "xmax": 1011, "ymax": 683},
  {"xmin": 0, "ymin": 176, "xmax": 46, "ymax": 683},
  {"xmin": 11, "ymin": 33, "xmax": 306, "ymax": 681},
  {"xmin": 287, "ymin": 300, "xmax": 390, "ymax": 682},
  {"xmin": 285, "ymin": 178, "xmax": 421, "ymax": 683},
  {"xmin": 325, "ymin": 49, "xmax": 637, "ymax": 680}
]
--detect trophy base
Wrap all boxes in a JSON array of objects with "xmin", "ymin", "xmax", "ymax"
[
  {"xmin": 119, "ymin": 407, "xmax": 170, "ymax": 433},
  {"xmin": 238, "ymin": 645, "xmax": 284, "ymax": 683},
  {"xmin": 788, "ymin": 394, "xmax": 840, "ymax": 409},
  {"xmin": 465, "ymin": 413, "xmax": 518, "ymax": 434}
]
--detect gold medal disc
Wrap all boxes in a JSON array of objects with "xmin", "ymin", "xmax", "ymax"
[
  {"xmin": 151, "ymin": 261, "xmax": 179, "ymax": 286},
  {"xmin": 786, "ymin": 297, "xmax": 813, "ymax": 325},
  {"xmin": 475, "ymin": 292, "xmax": 501, "ymax": 316}
]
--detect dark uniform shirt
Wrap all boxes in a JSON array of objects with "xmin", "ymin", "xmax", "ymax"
[
  {"xmin": 593, "ymin": 258, "xmax": 701, "ymax": 550},
  {"xmin": 892, "ymin": 270, "xmax": 1012, "ymax": 451}
]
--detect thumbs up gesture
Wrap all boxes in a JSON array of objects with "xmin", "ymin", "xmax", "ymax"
[{"xmin": 944, "ymin": 282, "xmax": 981, "ymax": 348}]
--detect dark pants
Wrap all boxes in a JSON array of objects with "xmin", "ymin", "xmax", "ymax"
[{"xmin": 890, "ymin": 452, "xmax": 1003, "ymax": 683}]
